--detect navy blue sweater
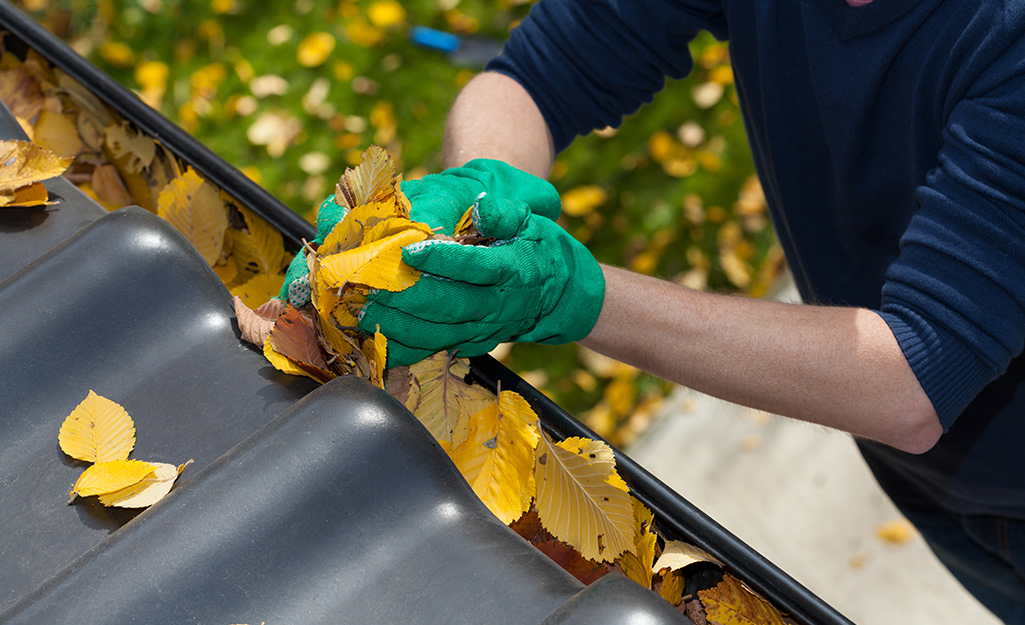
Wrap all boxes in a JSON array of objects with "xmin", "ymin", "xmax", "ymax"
[{"xmin": 488, "ymin": 0, "xmax": 1025, "ymax": 516}]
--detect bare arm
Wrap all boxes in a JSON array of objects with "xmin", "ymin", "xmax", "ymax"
[{"xmin": 444, "ymin": 72, "xmax": 943, "ymax": 454}]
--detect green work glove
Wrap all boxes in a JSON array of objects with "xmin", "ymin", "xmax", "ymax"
[
  {"xmin": 277, "ymin": 159, "xmax": 560, "ymax": 307},
  {"xmin": 401, "ymin": 158, "xmax": 562, "ymax": 235},
  {"xmin": 358, "ymin": 193, "xmax": 606, "ymax": 367},
  {"xmin": 277, "ymin": 194, "xmax": 349, "ymax": 306}
]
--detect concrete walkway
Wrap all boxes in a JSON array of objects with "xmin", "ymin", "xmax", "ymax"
[{"xmin": 625, "ymin": 280, "xmax": 1001, "ymax": 624}]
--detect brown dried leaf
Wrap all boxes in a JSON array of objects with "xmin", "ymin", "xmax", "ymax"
[
  {"xmin": 105, "ymin": 121, "xmax": 156, "ymax": 174},
  {"xmin": 509, "ymin": 509, "xmax": 615, "ymax": 585},
  {"xmin": 233, "ymin": 295, "xmax": 285, "ymax": 346},
  {"xmin": 267, "ymin": 305, "xmax": 336, "ymax": 382}
]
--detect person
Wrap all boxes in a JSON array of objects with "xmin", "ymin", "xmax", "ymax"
[{"xmin": 282, "ymin": 0, "xmax": 1025, "ymax": 620}]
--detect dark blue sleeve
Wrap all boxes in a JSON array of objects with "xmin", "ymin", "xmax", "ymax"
[
  {"xmin": 878, "ymin": 53, "xmax": 1025, "ymax": 428},
  {"xmin": 485, "ymin": 0, "xmax": 728, "ymax": 152}
]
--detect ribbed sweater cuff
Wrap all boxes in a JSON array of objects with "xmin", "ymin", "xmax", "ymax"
[{"xmin": 879, "ymin": 310, "xmax": 997, "ymax": 429}]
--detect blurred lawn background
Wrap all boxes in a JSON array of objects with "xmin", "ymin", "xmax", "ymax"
[{"xmin": 14, "ymin": 0, "xmax": 782, "ymax": 446}]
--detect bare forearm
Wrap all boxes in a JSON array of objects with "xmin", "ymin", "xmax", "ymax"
[
  {"xmin": 443, "ymin": 72, "xmax": 555, "ymax": 176},
  {"xmin": 581, "ymin": 265, "xmax": 942, "ymax": 453}
]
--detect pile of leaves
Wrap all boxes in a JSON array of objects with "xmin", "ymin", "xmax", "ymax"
[
  {"xmin": 233, "ymin": 147, "xmax": 796, "ymax": 624},
  {"xmin": 0, "ymin": 44, "xmax": 293, "ymax": 308}
]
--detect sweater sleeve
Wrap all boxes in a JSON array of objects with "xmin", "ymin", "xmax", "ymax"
[
  {"xmin": 485, "ymin": 0, "xmax": 728, "ymax": 152},
  {"xmin": 879, "ymin": 58, "xmax": 1025, "ymax": 428}
]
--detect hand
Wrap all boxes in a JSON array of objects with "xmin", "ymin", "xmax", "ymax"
[
  {"xmin": 358, "ymin": 193, "xmax": 605, "ymax": 367},
  {"xmin": 277, "ymin": 159, "xmax": 561, "ymax": 307}
]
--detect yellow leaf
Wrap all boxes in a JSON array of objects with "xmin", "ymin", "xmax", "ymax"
[
  {"xmin": 0, "ymin": 139, "xmax": 72, "ymax": 195},
  {"xmin": 533, "ymin": 431, "xmax": 636, "ymax": 562},
  {"xmin": 157, "ymin": 168, "xmax": 228, "ymax": 266},
  {"xmin": 1, "ymin": 182, "xmax": 53, "ymax": 208},
  {"xmin": 653, "ymin": 539, "xmax": 722, "ymax": 574},
  {"xmin": 297, "ymin": 32, "xmax": 336, "ymax": 68},
  {"xmin": 58, "ymin": 390, "xmax": 136, "ymax": 463},
  {"xmin": 616, "ymin": 497, "xmax": 658, "ymax": 588},
  {"xmin": 230, "ymin": 273, "xmax": 285, "ymax": 309},
  {"xmin": 561, "ymin": 185, "xmax": 607, "ymax": 218},
  {"xmin": 361, "ymin": 330, "xmax": 387, "ymax": 388},
  {"xmin": 875, "ymin": 518, "xmax": 917, "ymax": 545},
  {"xmin": 368, "ymin": 0, "xmax": 406, "ymax": 28},
  {"xmin": 447, "ymin": 390, "xmax": 540, "ymax": 524},
  {"xmin": 32, "ymin": 110, "xmax": 85, "ymax": 158},
  {"xmin": 698, "ymin": 575, "xmax": 789, "ymax": 625},
  {"xmin": 104, "ymin": 122, "xmax": 156, "ymax": 174},
  {"xmin": 319, "ymin": 227, "xmax": 427, "ymax": 290},
  {"xmin": 362, "ymin": 215, "xmax": 434, "ymax": 245},
  {"xmin": 70, "ymin": 459, "xmax": 156, "ymax": 501},
  {"xmin": 336, "ymin": 145, "xmax": 406, "ymax": 211},
  {"xmin": 454, "ymin": 205, "xmax": 475, "ymax": 236},
  {"xmin": 409, "ymin": 352, "xmax": 494, "ymax": 448},
  {"xmin": 229, "ymin": 205, "xmax": 287, "ymax": 276},
  {"xmin": 658, "ymin": 570, "xmax": 685, "ymax": 606},
  {"xmin": 97, "ymin": 460, "xmax": 190, "ymax": 508}
]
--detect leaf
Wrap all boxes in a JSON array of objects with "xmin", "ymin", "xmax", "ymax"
[
  {"xmin": 653, "ymin": 540, "xmax": 722, "ymax": 574},
  {"xmin": 658, "ymin": 570, "xmax": 685, "ymax": 607},
  {"xmin": 157, "ymin": 168, "xmax": 228, "ymax": 266},
  {"xmin": 384, "ymin": 365, "xmax": 420, "ymax": 412},
  {"xmin": 70, "ymin": 459, "xmax": 156, "ymax": 502},
  {"xmin": 446, "ymin": 390, "xmax": 540, "ymax": 524},
  {"xmin": 509, "ymin": 509, "xmax": 614, "ymax": 585},
  {"xmin": 533, "ymin": 431, "xmax": 636, "ymax": 562},
  {"xmin": 58, "ymin": 390, "xmax": 136, "ymax": 463},
  {"xmin": 266, "ymin": 305, "xmax": 337, "ymax": 382},
  {"xmin": 337, "ymin": 145, "xmax": 404, "ymax": 210},
  {"xmin": 454, "ymin": 205, "xmax": 475, "ymax": 236},
  {"xmin": 409, "ymin": 352, "xmax": 494, "ymax": 448},
  {"xmin": 230, "ymin": 273, "xmax": 286, "ymax": 310},
  {"xmin": 875, "ymin": 518, "xmax": 916, "ymax": 545},
  {"xmin": 263, "ymin": 337, "xmax": 322, "ymax": 382},
  {"xmin": 228, "ymin": 204, "xmax": 287, "ymax": 276},
  {"xmin": 104, "ymin": 121, "xmax": 156, "ymax": 173},
  {"xmin": 318, "ymin": 227, "xmax": 427, "ymax": 291},
  {"xmin": 97, "ymin": 460, "xmax": 191, "ymax": 508},
  {"xmin": 0, "ymin": 139, "xmax": 72, "ymax": 197},
  {"xmin": 233, "ymin": 295, "xmax": 285, "ymax": 346},
  {"xmin": 0, "ymin": 53, "xmax": 43, "ymax": 124},
  {"xmin": 91, "ymin": 162, "xmax": 136, "ymax": 209},
  {"xmin": 3, "ymin": 182, "xmax": 53, "ymax": 208},
  {"xmin": 617, "ymin": 497, "xmax": 658, "ymax": 588},
  {"xmin": 32, "ymin": 109, "xmax": 86, "ymax": 158},
  {"xmin": 698, "ymin": 575, "xmax": 789, "ymax": 625},
  {"xmin": 361, "ymin": 330, "xmax": 387, "ymax": 388}
]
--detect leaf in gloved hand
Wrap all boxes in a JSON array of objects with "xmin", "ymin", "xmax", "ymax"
[
  {"xmin": 534, "ymin": 431, "xmax": 636, "ymax": 563},
  {"xmin": 446, "ymin": 390, "xmax": 540, "ymax": 524},
  {"xmin": 335, "ymin": 144, "xmax": 410, "ymax": 214},
  {"xmin": 319, "ymin": 227, "xmax": 428, "ymax": 291},
  {"xmin": 58, "ymin": 390, "xmax": 136, "ymax": 464},
  {"xmin": 267, "ymin": 304, "xmax": 337, "ymax": 382}
]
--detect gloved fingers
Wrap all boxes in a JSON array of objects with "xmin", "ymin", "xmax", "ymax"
[
  {"xmin": 472, "ymin": 193, "xmax": 531, "ymax": 240},
  {"xmin": 404, "ymin": 174, "xmax": 481, "ymax": 235},
  {"xmin": 400, "ymin": 238, "xmax": 530, "ymax": 285},
  {"xmin": 381, "ymin": 339, "xmax": 438, "ymax": 369},
  {"xmin": 277, "ymin": 249, "xmax": 311, "ymax": 303},
  {"xmin": 364, "ymin": 276, "xmax": 538, "ymax": 325},
  {"xmin": 459, "ymin": 159, "xmax": 563, "ymax": 221}
]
